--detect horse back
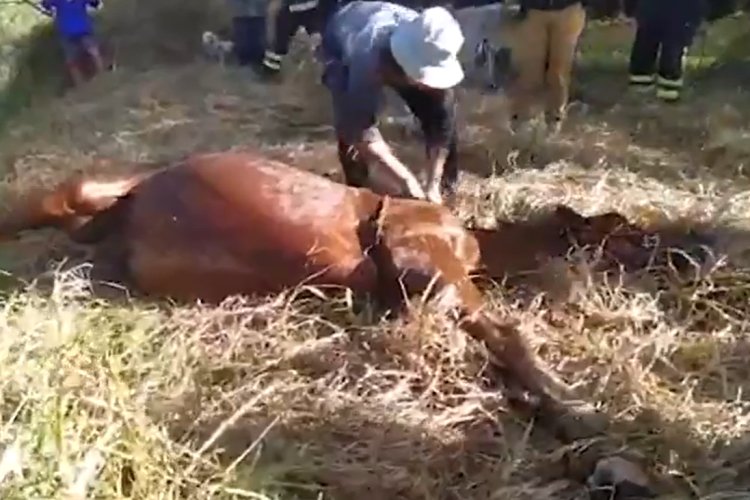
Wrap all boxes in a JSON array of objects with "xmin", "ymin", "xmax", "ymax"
[{"xmin": 123, "ymin": 152, "xmax": 379, "ymax": 301}]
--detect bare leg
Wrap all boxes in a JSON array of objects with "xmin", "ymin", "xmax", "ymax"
[
  {"xmin": 372, "ymin": 229, "xmax": 560, "ymax": 411},
  {"xmin": 370, "ymin": 226, "xmax": 605, "ymax": 442},
  {"xmin": 67, "ymin": 61, "xmax": 85, "ymax": 87}
]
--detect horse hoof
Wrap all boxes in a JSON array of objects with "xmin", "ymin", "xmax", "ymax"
[
  {"xmin": 508, "ymin": 392, "xmax": 609, "ymax": 442},
  {"xmin": 587, "ymin": 456, "xmax": 657, "ymax": 499}
]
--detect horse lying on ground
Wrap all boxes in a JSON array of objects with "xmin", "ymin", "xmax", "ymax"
[{"xmin": 0, "ymin": 150, "xmax": 711, "ymax": 440}]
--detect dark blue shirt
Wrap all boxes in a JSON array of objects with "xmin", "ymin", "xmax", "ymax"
[
  {"xmin": 41, "ymin": 0, "xmax": 100, "ymax": 38},
  {"xmin": 320, "ymin": 1, "xmax": 418, "ymax": 144}
]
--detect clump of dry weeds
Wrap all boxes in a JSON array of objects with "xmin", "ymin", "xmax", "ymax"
[{"xmin": 1, "ymin": 14, "xmax": 750, "ymax": 500}]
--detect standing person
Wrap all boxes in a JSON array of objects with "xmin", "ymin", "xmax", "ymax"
[
  {"xmin": 509, "ymin": 0, "xmax": 587, "ymax": 136},
  {"xmin": 319, "ymin": 0, "xmax": 465, "ymax": 205},
  {"xmin": 40, "ymin": 0, "xmax": 105, "ymax": 87},
  {"xmin": 204, "ymin": 0, "xmax": 324, "ymax": 77},
  {"xmin": 261, "ymin": 0, "xmax": 322, "ymax": 75},
  {"xmin": 627, "ymin": 0, "xmax": 705, "ymax": 102}
]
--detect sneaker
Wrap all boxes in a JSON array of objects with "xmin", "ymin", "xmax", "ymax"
[{"xmin": 253, "ymin": 62, "xmax": 283, "ymax": 82}]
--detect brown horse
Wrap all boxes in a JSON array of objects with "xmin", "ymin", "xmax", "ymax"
[{"xmin": 0, "ymin": 150, "xmax": 703, "ymax": 438}]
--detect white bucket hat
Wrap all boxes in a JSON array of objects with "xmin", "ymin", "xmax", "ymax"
[{"xmin": 389, "ymin": 6, "xmax": 465, "ymax": 90}]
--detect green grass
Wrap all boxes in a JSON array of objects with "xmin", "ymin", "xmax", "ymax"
[
  {"xmin": 575, "ymin": 13, "xmax": 750, "ymax": 88},
  {"xmin": 0, "ymin": 4, "xmax": 61, "ymax": 129}
]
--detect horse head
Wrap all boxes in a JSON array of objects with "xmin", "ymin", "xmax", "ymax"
[{"xmin": 469, "ymin": 204, "xmax": 715, "ymax": 281}]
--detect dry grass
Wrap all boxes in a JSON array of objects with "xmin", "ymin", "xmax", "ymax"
[{"xmin": 1, "ymin": 5, "xmax": 750, "ymax": 499}]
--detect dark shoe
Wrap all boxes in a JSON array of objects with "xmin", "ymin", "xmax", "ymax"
[
  {"xmin": 656, "ymin": 87, "xmax": 681, "ymax": 102},
  {"xmin": 252, "ymin": 61, "xmax": 282, "ymax": 82}
]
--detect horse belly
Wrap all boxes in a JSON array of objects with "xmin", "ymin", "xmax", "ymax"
[
  {"xmin": 128, "ymin": 240, "xmax": 377, "ymax": 303},
  {"xmin": 122, "ymin": 173, "xmax": 377, "ymax": 302}
]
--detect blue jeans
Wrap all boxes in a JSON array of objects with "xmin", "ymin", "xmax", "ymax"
[{"xmin": 232, "ymin": 16, "xmax": 266, "ymax": 66}]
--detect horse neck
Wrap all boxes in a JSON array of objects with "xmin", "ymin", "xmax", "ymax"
[
  {"xmin": 468, "ymin": 222, "xmax": 569, "ymax": 280},
  {"xmin": 354, "ymin": 188, "xmax": 386, "ymax": 222}
]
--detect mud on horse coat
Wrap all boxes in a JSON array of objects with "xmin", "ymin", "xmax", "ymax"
[{"xmin": 0, "ymin": 150, "xmax": 706, "ymax": 439}]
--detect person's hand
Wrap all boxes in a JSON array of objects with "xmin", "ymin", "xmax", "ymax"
[
  {"xmin": 423, "ymin": 146, "xmax": 448, "ymax": 205},
  {"xmin": 425, "ymin": 184, "xmax": 443, "ymax": 205},
  {"xmin": 404, "ymin": 178, "xmax": 427, "ymax": 201}
]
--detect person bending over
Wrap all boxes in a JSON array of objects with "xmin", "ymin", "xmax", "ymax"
[{"xmin": 319, "ymin": 0, "xmax": 465, "ymax": 205}]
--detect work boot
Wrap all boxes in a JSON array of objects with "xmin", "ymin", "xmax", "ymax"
[
  {"xmin": 253, "ymin": 62, "xmax": 282, "ymax": 83},
  {"xmin": 656, "ymin": 89, "xmax": 680, "ymax": 102},
  {"xmin": 628, "ymin": 74, "xmax": 656, "ymax": 94}
]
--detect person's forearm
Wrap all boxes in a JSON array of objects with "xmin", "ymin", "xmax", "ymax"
[
  {"xmin": 425, "ymin": 146, "xmax": 448, "ymax": 191},
  {"xmin": 356, "ymin": 140, "xmax": 425, "ymax": 198}
]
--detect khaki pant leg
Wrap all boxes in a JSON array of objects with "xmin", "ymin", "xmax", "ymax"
[
  {"xmin": 509, "ymin": 9, "xmax": 550, "ymax": 122},
  {"xmin": 545, "ymin": 3, "xmax": 586, "ymax": 121}
]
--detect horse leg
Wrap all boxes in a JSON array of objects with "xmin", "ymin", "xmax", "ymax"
[
  {"xmin": 373, "ymin": 234, "xmax": 604, "ymax": 442},
  {"xmin": 0, "ymin": 174, "xmax": 146, "ymax": 241}
]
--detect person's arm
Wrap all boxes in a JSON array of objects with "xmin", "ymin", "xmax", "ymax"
[
  {"xmin": 354, "ymin": 134, "xmax": 426, "ymax": 199},
  {"xmin": 423, "ymin": 147, "xmax": 448, "ymax": 203},
  {"xmin": 337, "ymin": 60, "xmax": 426, "ymax": 199},
  {"xmin": 398, "ymin": 86, "xmax": 456, "ymax": 204},
  {"xmin": 425, "ymin": 90, "xmax": 457, "ymax": 203}
]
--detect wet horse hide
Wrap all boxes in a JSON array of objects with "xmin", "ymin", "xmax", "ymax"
[{"xmin": 0, "ymin": 150, "xmax": 711, "ymax": 438}]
